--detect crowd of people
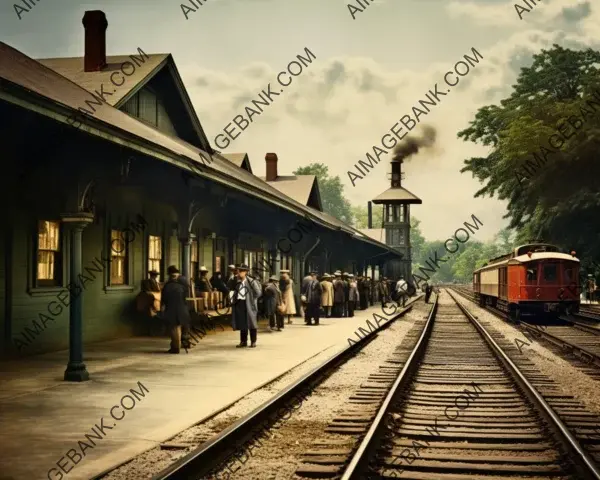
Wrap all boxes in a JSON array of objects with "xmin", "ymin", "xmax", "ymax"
[{"xmin": 138, "ymin": 264, "xmax": 437, "ymax": 353}]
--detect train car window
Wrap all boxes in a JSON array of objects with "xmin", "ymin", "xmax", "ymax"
[
  {"xmin": 543, "ymin": 264, "xmax": 557, "ymax": 282},
  {"xmin": 564, "ymin": 268, "xmax": 573, "ymax": 283},
  {"xmin": 526, "ymin": 267, "xmax": 538, "ymax": 283}
]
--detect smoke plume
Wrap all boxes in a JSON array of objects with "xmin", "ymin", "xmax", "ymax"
[{"xmin": 391, "ymin": 124, "xmax": 437, "ymax": 162}]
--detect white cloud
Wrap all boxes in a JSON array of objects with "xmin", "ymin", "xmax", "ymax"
[{"xmin": 179, "ymin": 0, "xmax": 598, "ymax": 242}]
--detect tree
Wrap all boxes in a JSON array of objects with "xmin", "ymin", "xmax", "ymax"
[
  {"xmin": 458, "ymin": 44, "xmax": 600, "ymax": 263},
  {"xmin": 351, "ymin": 204, "xmax": 383, "ymax": 229},
  {"xmin": 294, "ymin": 163, "xmax": 354, "ymax": 223}
]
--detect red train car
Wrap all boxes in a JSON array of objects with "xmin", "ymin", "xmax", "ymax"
[{"xmin": 473, "ymin": 243, "xmax": 580, "ymax": 321}]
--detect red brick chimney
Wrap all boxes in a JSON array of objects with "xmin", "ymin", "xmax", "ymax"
[
  {"xmin": 82, "ymin": 11, "xmax": 108, "ymax": 72},
  {"xmin": 265, "ymin": 153, "xmax": 278, "ymax": 181}
]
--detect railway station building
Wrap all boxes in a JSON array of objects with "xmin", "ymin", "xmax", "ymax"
[{"xmin": 0, "ymin": 11, "xmax": 402, "ymax": 369}]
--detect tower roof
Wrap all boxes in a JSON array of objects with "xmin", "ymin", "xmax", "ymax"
[{"xmin": 372, "ymin": 186, "xmax": 422, "ymax": 204}]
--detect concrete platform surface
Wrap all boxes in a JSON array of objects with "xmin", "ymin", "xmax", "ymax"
[{"xmin": 0, "ymin": 306, "xmax": 395, "ymax": 480}]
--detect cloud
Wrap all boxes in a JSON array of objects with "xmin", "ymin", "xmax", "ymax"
[{"xmin": 178, "ymin": 0, "xmax": 599, "ymax": 241}]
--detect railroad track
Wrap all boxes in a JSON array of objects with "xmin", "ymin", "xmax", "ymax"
[
  {"xmin": 451, "ymin": 286, "xmax": 600, "ymax": 373},
  {"xmin": 341, "ymin": 289, "xmax": 600, "ymax": 479},
  {"xmin": 150, "ymin": 298, "xmax": 420, "ymax": 480}
]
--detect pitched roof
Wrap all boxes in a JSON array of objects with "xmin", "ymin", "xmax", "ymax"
[
  {"xmin": 37, "ymin": 54, "xmax": 169, "ymax": 107},
  {"xmin": 359, "ymin": 229, "xmax": 386, "ymax": 243},
  {"xmin": 372, "ymin": 186, "xmax": 422, "ymax": 204},
  {"xmin": 222, "ymin": 153, "xmax": 253, "ymax": 173},
  {"xmin": 0, "ymin": 41, "xmax": 398, "ymax": 256},
  {"xmin": 259, "ymin": 175, "xmax": 320, "ymax": 208},
  {"xmin": 37, "ymin": 52, "xmax": 211, "ymax": 152}
]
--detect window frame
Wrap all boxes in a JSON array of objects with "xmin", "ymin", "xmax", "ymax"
[
  {"xmin": 103, "ymin": 215, "xmax": 136, "ymax": 294},
  {"xmin": 34, "ymin": 220, "xmax": 64, "ymax": 289},
  {"xmin": 109, "ymin": 229, "xmax": 128, "ymax": 286},
  {"xmin": 148, "ymin": 234, "xmax": 164, "ymax": 283}
]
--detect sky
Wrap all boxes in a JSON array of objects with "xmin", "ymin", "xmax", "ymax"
[{"xmin": 2, "ymin": 0, "xmax": 598, "ymax": 242}]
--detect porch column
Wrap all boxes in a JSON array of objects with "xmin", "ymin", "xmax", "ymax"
[
  {"xmin": 370, "ymin": 263, "xmax": 375, "ymax": 306},
  {"xmin": 62, "ymin": 212, "xmax": 94, "ymax": 382},
  {"xmin": 181, "ymin": 234, "xmax": 191, "ymax": 280}
]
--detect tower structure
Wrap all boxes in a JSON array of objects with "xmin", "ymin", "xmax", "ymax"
[{"xmin": 369, "ymin": 158, "xmax": 422, "ymax": 281}]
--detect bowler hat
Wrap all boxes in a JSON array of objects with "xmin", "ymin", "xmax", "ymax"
[
  {"xmin": 200, "ymin": 266, "xmax": 208, "ymax": 272},
  {"xmin": 269, "ymin": 275, "xmax": 278, "ymax": 281},
  {"xmin": 149, "ymin": 269, "xmax": 159, "ymax": 276},
  {"xmin": 228, "ymin": 264, "xmax": 236, "ymax": 270},
  {"xmin": 237, "ymin": 264, "xmax": 249, "ymax": 271},
  {"xmin": 334, "ymin": 270, "xmax": 341, "ymax": 276},
  {"xmin": 167, "ymin": 265, "xmax": 180, "ymax": 275}
]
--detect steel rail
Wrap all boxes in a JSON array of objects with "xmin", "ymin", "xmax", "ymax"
[
  {"xmin": 152, "ymin": 297, "xmax": 420, "ymax": 480},
  {"xmin": 448, "ymin": 289, "xmax": 600, "ymax": 480},
  {"xmin": 340, "ymin": 294, "xmax": 438, "ymax": 479},
  {"xmin": 450, "ymin": 287, "xmax": 600, "ymax": 369}
]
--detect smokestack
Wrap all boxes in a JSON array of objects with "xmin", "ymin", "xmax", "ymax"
[
  {"xmin": 368, "ymin": 201, "xmax": 372, "ymax": 229},
  {"xmin": 83, "ymin": 11, "xmax": 108, "ymax": 72},
  {"xmin": 265, "ymin": 153, "xmax": 278, "ymax": 182}
]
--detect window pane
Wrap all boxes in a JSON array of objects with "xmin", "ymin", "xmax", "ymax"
[
  {"xmin": 544, "ymin": 264, "xmax": 557, "ymax": 282},
  {"xmin": 139, "ymin": 89, "xmax": 157, "ymax": 126},
  {"xmin": 111, "ymin": 230, "xmax": 126, "ymax": 257},
  {"xmin": 37, "ymin": 251, "xmax": 55, "ymax": 280},
  {"xmin": 38, "ymin": 221, "xmax": 60, "ymax": 251},
  {"xmin": 111, "ymin": 257, "xmax": 125, "ymax": 285},
  {"xmin": 148, "ymin": 236, "xmax": 162, "ymax": 280}
]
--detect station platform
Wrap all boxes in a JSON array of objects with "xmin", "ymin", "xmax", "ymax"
[{"xmin": 0, "ymin": 305, "xmax": 402, "ymax": 480}]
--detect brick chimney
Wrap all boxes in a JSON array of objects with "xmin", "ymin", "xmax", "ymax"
[
  {"xmin": 82, "ymin": 11, "xmax": 108, "ymax": 72},
  {"xmin": 265, "ymin": 153, "xmax": 278, "ymax": 181}
]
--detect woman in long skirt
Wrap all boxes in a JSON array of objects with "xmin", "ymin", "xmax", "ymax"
[{"xmin": 280, "ymin": 269, "xmax": 296, "ymax": 324}]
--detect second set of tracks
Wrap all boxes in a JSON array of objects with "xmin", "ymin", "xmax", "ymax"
[{"xmin": 150, "ymin": 290, "xmax": 600, "ymax": 479}]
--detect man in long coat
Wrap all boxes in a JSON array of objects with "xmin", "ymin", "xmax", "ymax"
[
  {"xmin": 358, "ymin": 276, "xmax": 369, "ymax": 310},
  {"xmin": 348, "ymin": 274, "xmax": 359, "ymax": 318},
  {"xmin": 320, "ymin": 273, "xmax": 334, "ymax": 318},
  {"xmin": 264, "ymin": 275, "xmax": 284, "ymax": 331},
  {"xmin": 333, "ymin": 271, "xmax": 345, "ymax": 318},
  {"xmin": 161, "ymin": 265, "xmax": 191, "ymax": 354},
  {"xmin": 303, "ymin": 271, "xmax": 323, "ymax": 325},
  {"xmin": 230, "ymin": 264, "xmax": 263, "ymax": 348},
  {"xmin": 342, "ymin": 273, "xmax": 350, "ymax": 317}
]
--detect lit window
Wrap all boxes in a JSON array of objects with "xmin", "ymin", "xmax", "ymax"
[
  {"xmin": 37, "ymin": 220, "xmax": 61, "ymax": 286},
  {"xmin": 110, "ymin": 230, "xmax": 127, "ymax": 285},
  {"xmin": 148, "ymin": 235, "xmax": 162, "ymax": 281}
]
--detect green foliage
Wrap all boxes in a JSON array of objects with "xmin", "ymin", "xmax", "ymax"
[
  {"xmin": 411, "ymin": 226, "xmax": 517, "ymax": 284},
  {"xmin": 294, "ymin": 163, "xmax": 354, "ymax": 223},
  {"xmin": 351, "ymin": 204, "xmax": 384, "ymax": 229},
  {"xmin": 458, "ymin": 44, "xmax": 600, "ymax": 265}
]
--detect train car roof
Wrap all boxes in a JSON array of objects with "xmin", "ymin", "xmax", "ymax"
[
  {"xmin": 474, "ymin": 252, "xmax": 579, "ymax": 273},
  {"xmin": 509, "ymin": 252, "xmax": 580, "ymax": 264}
]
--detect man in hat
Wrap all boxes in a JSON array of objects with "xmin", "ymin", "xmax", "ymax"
[
  {"xmin": 302, "ymin": 271, "xmax": 323, "ymax": 325},
  {"xmin": 226, "ymin": 265, "xmax": 238, "ymax": 291},
  {"xmin": 396, "ymin": 276, "xmax": 408, "ymax": 307},
  {"xmin": 332, "ymin": 271, "xmax": 345, "ymax": 318},
  {"xmin": 348, "ymin": 274, "xmax": 359, "ymax": 317},
  {"xmin": 196, "ymin": 266, "xmax": 213, "ymax": 293},
  {"xmin": 320, "ymin": 273, "xmax": 334, "ymax": 318},
  {"xmin": 358, "ymin": 276, "xmax": 369, "ymax": 310},
  {"xmin": 225, "ymin": 264, "xmax": 237, "ymax": 307},
  {"xmin": 379, "ymin": 277, "xmax": 389, "ymax": 308},
  {"xmin": 161, "ymin": 265, "xmax": 191, "ymax": 353},
  {"xmin": 230, "ymin": 264, "xmax": 263, "ymax": 347},
  {"xmin": 141, "ymin": 270, "xmax": 161, "ymax": 293},
  {"xmin": 264, "ymin": 275, "xmax": 284, "ymax": 331},
  {"xmin": 342, "ymin": 272, "xmax": 350, "ymax": 317}
]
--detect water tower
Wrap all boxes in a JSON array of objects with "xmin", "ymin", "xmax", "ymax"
[{"xmin": 368, "ymin": 157, "xmax": 422, "ymax": 280}]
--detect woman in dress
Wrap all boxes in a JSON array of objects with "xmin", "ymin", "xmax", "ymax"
[{"xmin": 280, "ymin": 269, "xmax": 296, "ymax": 324}]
